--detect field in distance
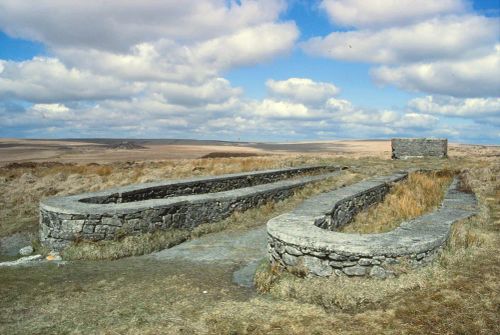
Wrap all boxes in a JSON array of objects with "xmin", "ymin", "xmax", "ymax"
[{"xmin": 0, "ymin": 138, "xmax": 396, "ymax": 163}]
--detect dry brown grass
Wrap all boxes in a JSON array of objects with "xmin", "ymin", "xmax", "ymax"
[
  {"xmin": 0, "ymin": 148, "xmax": 498, "ymax": 334},
  {"xmin": 247, "ymin": 160, "xmax": 499, "ymax": 335},
  {"xmin": 340, "ymin": 170, "xmax": 454, "ymax": 234},
  {"xmin": 61, "ymin": 228, "xmax": 191, "ymax": 260},
  {"xmin": 0, "ymin": 156, "xmax": 312, "ymax": 237}
]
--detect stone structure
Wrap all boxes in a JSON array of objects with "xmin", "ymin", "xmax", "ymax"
[
  {"xmin": 40, "ymin": 166, "xmax": 343, "ymax": 250},
  {"xmin": 391, "ymin": 138, "xmax": 447, "ymax": 159},
  {"xmin": 267, "ymin": 174, "xmax": 477, "ymax": 278}
]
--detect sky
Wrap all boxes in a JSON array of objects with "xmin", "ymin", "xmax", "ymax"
[{"xmin": 0, "ymin": 0, "xmax": 499, "ymax": 143}]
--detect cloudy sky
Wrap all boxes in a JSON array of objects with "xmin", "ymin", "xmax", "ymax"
[{"xmin": 0, "ymin": 0, "xmax": 498, "ymax": 143}]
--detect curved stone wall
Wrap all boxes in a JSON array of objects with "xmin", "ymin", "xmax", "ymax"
[
  {"xmin": 40, "ymin": 165, "xmax": 342, "ymax": 250},
  {"xmin": 267, "ymin": 174, "xmax": 477, "ymax": 278}
]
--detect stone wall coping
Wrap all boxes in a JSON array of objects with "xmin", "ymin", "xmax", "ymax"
[
  {"xmin": 119, "ymin": 164, "xmax": 337, "ymax": 195},
  {"xmin": 40, "ymin": 168, "xmax": 342, "ymax": 216},
  {"xmin": 267, "ymin": 176, "xmax": 477, "ymax": 258},
  {"xmin": 60, "ymin": 165, "xmax": 334, "ymax": 203}
]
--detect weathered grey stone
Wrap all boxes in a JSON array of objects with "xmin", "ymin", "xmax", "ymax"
[
  {"xmin": 416, "ymin": 253, "xmax": 426, "ymax": 260},
  {"xmin": 309, "ymin": 250, "xmax": 327, "ymax": 257},
  {"xmin": 123, "ymin": 219, "xmax": 141, "ymax": 232},
  {"xmin": 58, "ymin": 220, "xmax": 85, "ymax": 239},
  {"xmin": 269, "ymin": 249, "xmax": 280, "ymax": 262},
  {"xmin": 358, "ymin": 258, "xmax": 372, "ymax": 266},
  {"xmin": 384, "ymin": 258, "xmax": 399, "ymax": 265},
  {"xmin": 369, "ymin": 265, "xmax": 387, "ymax": 279},
  {"xmin": 392, "ymin": 138, "xmax": 447, "ymax": 159},
  {"xmin": 285, "ymin": 245, "xmax": 303, "ymax": 256},
  {"xmin": 282, "ymin": 253, "xmax": 298, "ymax": 266},
  {"xmin": 82, "ymin": 224, "xmax": 95, "ymax": 234},
  {"xmin": 331, "ymin": 260, "xmax": 357, "ymax": 268},
  {"xmin": 101, "ymin": 216, "xmax": 123, "ymax": 227},
  {"xmin": 302, "ymin": 256, "xmax": 333, "ymax": 277},
  {"xmin": 343, "ymin": 265, "xmax": 367, "ymax": 276},
  {"xmin": 328, "ymin": 253, "xmax": 347, "ymax": 261},
  {"xmin": 19, "ymin": 245, "xmax": 33, "ymax": 256}
]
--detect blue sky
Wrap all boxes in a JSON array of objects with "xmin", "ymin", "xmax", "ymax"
[{"xmin": 0, "ymin": 0, "xmax": 498, "ymax": 143}]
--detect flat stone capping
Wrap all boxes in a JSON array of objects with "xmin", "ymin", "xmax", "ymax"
[
  {"xmin": 392, "ymin": 138, "xmax": 447, "ymax": 159},
  {"xmin": 79, "ymin": 165, "xmax": 336, "ymax": 204},
  {"xmin": 267, "ymin": 174, "xmax": 477, "ymax": 278},
  {"xmin": 40, "ymin": 165, "xmax": 343, "ymax": 250}
]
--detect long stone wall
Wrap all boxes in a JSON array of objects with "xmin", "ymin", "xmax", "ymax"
[
  {"xmin": 267, "ymin": 174, "xmax": 477, "ymax": 278},
  {"xmin": 40, "ymin": 166, "xmax": 342, "ymax": 250},
  {"xmin": 392, "ymin": 138, "xmax": 447, "ymax": 159},
  {"xmin": 80, "ymin": 165, "xmax": 338, "ymax": 204}
]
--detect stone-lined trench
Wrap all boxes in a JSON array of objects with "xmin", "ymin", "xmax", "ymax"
[
  {"xmin": 39, "ymin": 166, "xmax": 342, "ymax": 250},
  {"xmin": 267, "ymin": 173, "xmax": 478, "ymax": 278}
]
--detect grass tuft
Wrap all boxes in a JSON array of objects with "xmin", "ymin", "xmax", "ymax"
[
  {"xmin": 254, "ymin": 261, "xmax": 283, "ymax": 293},
  {"xmin": 62, "ymin": 229, "xmax": 190, "ymax": 260},
  {"xmin": 340, "ymin": 170, "xmax": 454, "ymax": 234}
]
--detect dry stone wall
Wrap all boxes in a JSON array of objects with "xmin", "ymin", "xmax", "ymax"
[
  {"xmin": 40, "ymin": 166, "xmax": 342, "ymax": 250},
  {"xmin": 80, "ymin": 165, "xmax": 335, "ymax": 204},
  {"xmin": 392, "ymin": 138, "xmax": 447, "ymax": 159},
  {"xmin": 267, "ymin": 174, "xmax": 477, "ymax": 278}
]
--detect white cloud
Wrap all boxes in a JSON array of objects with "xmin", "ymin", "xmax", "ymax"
[
  {"xmin": 31, "ymin": 103, "xmax": 70, "ymax": 119},
  {"xmin": 266, "ymin": 78, "xmax": 339, "ymax": 105},
  {"xmin": 372, "ymin": 45, "xmax": 500, "ymax": 97},
  {"xmin": 54, "ymin": 42, "xmax": 215, "ymax": 84},
  {"xmin": 149, "ymin": 78, "xmax": 242, "ymax": 107},
  {"xmin": 408, "ymin": 96, "xmax": 500, "ymax": 117},
  {"xmin": 306, "ymin": 2, "xmax": 499, "ymax": 100},
  {"xmin": 253, "ymin": 99, "xmax": 311, "ymax": 119},
  {"xmin": 0, "ymin": 58, "xmax": 142, "ymax": 102},
  {"xmin": 395, "ymin": 113, "xmax": 439, "ymax": 128},
  {"xmin": 302, "ymin": 16, "xmax": 497, "ymax": 64},
  {"xmin": 0, "ymin": 0, "xmax": 286, "ymax": 51},
  {"xmin": 192, "ymin": 22, "xmax": 298, "ymax": 70},
  {"xmin": 53, "ymin": 21, "xmax": 298, "ymax": 84},
  {"xmin": 320, "ymin": 0, "xmax": 466, "ymax": 28},
  {"xmin": 0, "ymin": 0, "xmax": 298, "ymax": 96},
  {"xmin": 323, "ymin": 98, "xmax": 400, "ymax": 126},
  {"xmin": 2, "ymin": 81, "xmax": 497, "ymax": 142}
]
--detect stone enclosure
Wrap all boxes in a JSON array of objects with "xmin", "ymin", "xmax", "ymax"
[
  {"xmin": 392, "ymin": 138, "xmax": 447, "ymax": 159},
  {"xmin": 267, "ymin": 172, "xmax": 477, "ymax": 278},
  {"xmin": 39, "ymin": 159, "xmax": 477, "ymax": 280},
  {"xmin": 40, "ymin": 165, "xmax": 343, "ymax": 250}
]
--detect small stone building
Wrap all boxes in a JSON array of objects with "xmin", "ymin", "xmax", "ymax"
[{"xmin": 391, "ymin": 138, "xmax": 447, "ymax": 159}]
